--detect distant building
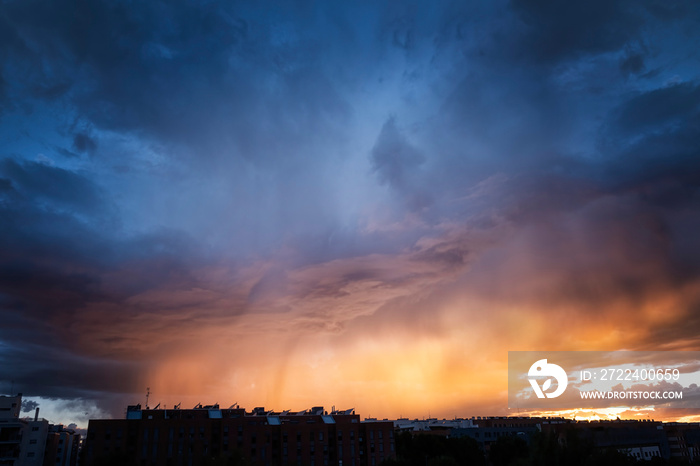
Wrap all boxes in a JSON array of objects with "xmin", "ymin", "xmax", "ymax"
[
  {"xmin": 392, "ymin": 417, "xmax": 476, "ymax": 434},
  {"xmin": 451, "ymin": 417, "xmax": 542, "ymax": 453},
  {"xmin": 395, "ymin": 415, "xmax": 700, "ymax": 463},
  {"xmin": 17, "ymin": 417, "xmax": 49, "ymax": 465},
  {"xmin": 0, "ymin": 394, "xmax": 22, "ymax": 464},
  {"xmin": 0, "ymin": 394, "xmax": 81, "ymax": 466},
  {"xmin": 540, "ymin": 418, "xmax": 670, "ymax": 461},
  {"xmin": 45, "ymin": 424, "xmax": 82, "ymax": 466},
  {"xmin": 664, "ymin": 422, "xmax": 700, "ymax": 461},
  {"xmin": 85, "ymin": 404, "xmax": 395, "ymax": 466}
]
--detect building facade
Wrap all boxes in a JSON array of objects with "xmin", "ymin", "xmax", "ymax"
[
  {"xmin": 0, "ymin": 394, "xmax": 22, "ymax": 465},
  {"xmin": 0, "ymin": 394, "xmax": 80, "ymax": 466},
  {"xmin": 44, "ymin": 424, "xmax": 81, "ymax": 466},
  {"xmin": 85, "ymin": 405, "xmax": 395, "ymax": 466}
]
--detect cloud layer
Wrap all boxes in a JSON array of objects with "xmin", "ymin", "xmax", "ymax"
[{"xmin": 1, "ymin": 0, "xmax": 700, "ymax": 425}]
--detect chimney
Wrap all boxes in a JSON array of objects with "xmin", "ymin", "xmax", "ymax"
[{"xmin": 34, "ymin": 407, "xmax": 39, "ymax": 422}]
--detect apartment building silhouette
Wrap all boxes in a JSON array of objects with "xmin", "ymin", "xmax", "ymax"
[{"xmin": 86, "ymin": 404, "xmax": 395, "ymax": 466}]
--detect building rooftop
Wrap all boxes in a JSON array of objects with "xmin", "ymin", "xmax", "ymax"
[{"xmin": 119, "ymin": 404, "xmax": 362, "ymax": 423}]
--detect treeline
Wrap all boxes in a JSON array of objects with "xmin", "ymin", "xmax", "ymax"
[{"xmin": 383, "ymin": 430, "xmax": 700, "ymax": 466}]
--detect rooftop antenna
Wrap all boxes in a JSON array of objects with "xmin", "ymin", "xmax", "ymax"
[{"xmin": 146, "ymin": 387, "xmax": 151, "ymax": 409}]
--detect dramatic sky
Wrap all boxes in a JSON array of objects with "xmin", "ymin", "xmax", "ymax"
[{"xmin": 2, "ymin": 0, "xmax": 700, "ymax": 427}]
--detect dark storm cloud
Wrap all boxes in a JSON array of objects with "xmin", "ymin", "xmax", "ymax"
[
  {"xmin": 0, "ymin": 162, "xmax": 113, "ymax": 287},
  {"xmin": 411, "ymin": 53, "xmax": 700, "ymax": 328},
  {"xmin": 1, "ymin": 0, "xmax": 355, "ymax": 167},
  {"xmin": 599, "ymin": 83, "xmax": 700, "ymax": 207},
  {"xmin": 451, "ymin": 122, "xmax": 700, "ymax": 322},
  {"xmin": 510, "ymin": 0, "xmax": 645, "ymax": 62},
  {"xmin": 619, "ymin": 51, "xmax": 646, "ymax": 78},
  {"xmin": 370, "ymin": 117, "xmax": 432, "ymax": 211},
  {"xmin": 0, "ymin": 3, "xmax": 76, "ymax": 113},
  {"xmin": 21, "ymin": 399, "xmax": 39, "ymax": 413},
  {"xmin": 508, "ymin": 0, "xmax": 699, "ymax": 64},
  {"xmin": 72, "ymin": 133, "xmax": 97, "ymax": 156},
  {"xmin": 7, "ymin": 345, "xmax": 141, "ymax": 397},
  {"xmin": 0, "ymin": 158, "xmax": 104, "ymax": 214},
  {"xmin": 1, "ymin": 0, "xmax": 242, "ymax": 137},
  {"xmin": 1, "ymin": 0, "xmax": 700, "ymax": 422},
  {"xmin": 613, "ymin": 83, "xmax": 700, "ymax": 136},
  {"xmin": 0, "ymin": 238, "xmax": 202, "ymax": 403},
  {"xmin": 0, "ymin": 158, "xmax": 206, "ymax": 403}
]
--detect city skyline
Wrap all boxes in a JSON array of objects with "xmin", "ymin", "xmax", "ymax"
[{"xmin": 2, "ymin": 1, "xmax": 700, "ymax": 428}]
